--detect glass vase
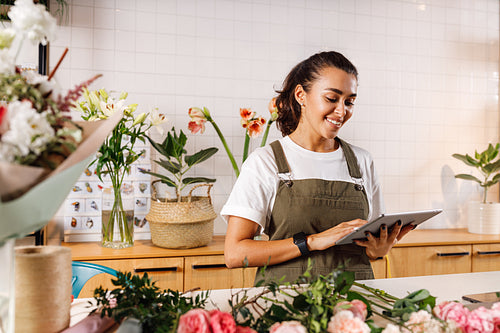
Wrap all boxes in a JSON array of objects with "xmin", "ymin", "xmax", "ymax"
[
  {"xmin": 101, "ymin": 185, "xmax": 134, "ymax": 249},
  {"xmin": 0, "ymin": 238, "xmax": 16, "ymax": 333}
]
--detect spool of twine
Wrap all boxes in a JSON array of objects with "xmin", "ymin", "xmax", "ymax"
[{"xmin": 15, "ymin": 246, "xmax": 72, "ymax": 333}]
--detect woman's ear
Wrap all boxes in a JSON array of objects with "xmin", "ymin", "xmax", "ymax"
[{"xmin": 294, "ymin": 84, "xmax": 306, "ymax": 106}]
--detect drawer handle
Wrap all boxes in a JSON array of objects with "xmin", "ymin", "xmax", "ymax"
[
  {"xmin": 192, "ymin": 264, "xmax": 227, "ymax": 269},
  {"xmin": 134, "ymin": 267, "xmax": 178, "ymax": 273},
  {"xmin": 477, "ymin": 251, "xmax": 500, "ymax": 255},
  {"xmin": 436, "ymin": 252, "xmax": 470, "ymax": 257}
]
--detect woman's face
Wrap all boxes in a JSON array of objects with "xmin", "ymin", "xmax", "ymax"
[{"xmin": 293, "ymin": 66, "xmax": 357, "ymax": 151}]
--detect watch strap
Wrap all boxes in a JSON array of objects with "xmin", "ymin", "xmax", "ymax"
[{"xmin": 293, "ymin": 232, "xmax": 310, "ymax": 256}]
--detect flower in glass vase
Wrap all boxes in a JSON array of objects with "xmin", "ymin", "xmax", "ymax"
[
  {"xmin": 187, "ymin": 97, "xmax": 278, "ymax": 177},
  {"xmin": 74, "ymin": 88, "xmax": 167, "ymax": 249}
]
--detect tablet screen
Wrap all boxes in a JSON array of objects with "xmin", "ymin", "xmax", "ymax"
[{"xmin": 335, "ymin": 209, "xmax": 442, "ymax": 245}]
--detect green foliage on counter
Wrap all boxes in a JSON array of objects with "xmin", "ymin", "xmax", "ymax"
[
  {"xmin": 453, "ymin": 143, "xmax": 500, "ymax": 203},
  {"xmin": 92, "ymin": 271, "xmax": 209, "ymax": 332}
]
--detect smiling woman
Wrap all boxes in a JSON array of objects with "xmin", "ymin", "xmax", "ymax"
[{"xmin": 221, "ymin": 51, "xmax": 416, "ymax": 285}]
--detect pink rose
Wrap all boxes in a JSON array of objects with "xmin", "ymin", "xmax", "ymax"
[
  {"xmin": 327, "ymin": 311, "xmax": 370, "ymax": 333},
  {"xmin": 466, "ymin": 306, "xmax": 494, "ymax": 333},
  {"xmin": 403, "ymin": 310, "xmax": 432, "ymax": 333},
  {"xmin": 335, "ymin": 300, "xmax": 368, "ymax": 321},
  {"xmin": 209, "ymin": 309, "xmax": 236, "ymax": 333},
  {"xmin": 177, "ymin": 309, "xmax": 211, "ymax": 333},
  {"xmin": 235, "ymin": 326, "xmax": 257, "ymax": 333},
  {"xmin": 270, "ymin": 321, "xmax": 307, "ymax": 333},
  {"xmin": 433, "ymin": 301, "xmax": 470, "ymax": 329}
]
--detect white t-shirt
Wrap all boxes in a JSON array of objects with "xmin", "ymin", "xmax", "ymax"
[{"xmin": 220, "ymin": 136, "xmax": 385, "ymax": 234}]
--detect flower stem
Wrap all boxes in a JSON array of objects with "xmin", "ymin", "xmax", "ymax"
[
  {"xmin": 209, "ymin": 119, "xmax": 240, "ymax": 177},
  {"xmin": 260, "ymin": 120, "xmax": 273, "ymax": 147},
  {"xmin": 242, "ymin": 132, "xmax": 250, "ymax": 164}
]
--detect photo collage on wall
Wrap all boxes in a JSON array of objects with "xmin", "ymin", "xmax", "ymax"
[{"xmin": 63, "ymin": 141, "xmax": 152, "ymax": 242}]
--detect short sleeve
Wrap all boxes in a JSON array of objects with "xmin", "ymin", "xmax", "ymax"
[{"xmin": 220, "ymin": 146, "xmax": 278, "ymax": 232}]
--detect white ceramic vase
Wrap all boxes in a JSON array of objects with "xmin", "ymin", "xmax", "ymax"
[{"xmin": 467, "ymin": 201, "xmax": 500, "ymax": 234}]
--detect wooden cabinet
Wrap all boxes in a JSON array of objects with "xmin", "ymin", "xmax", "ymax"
[
  {"xmin": 63, "ymin": 237, "xmax": 257, "ymax": 298},
  {"xmin": 64, "ymin": 230, "xmax": 500, "ymax": 296},
  {"xmin": 387, "ymin": 245, "xmax": 471, "ymax": 278},
  {"xmin": 472, "ymin": 243, "xmax": 500, "ymax": 272},
  {"xmin": 184, "ymin": 255, "xmax": 256, "ymax": 291},
  {"xmin": 377, "ymin": 229, "xmax": 500, "ymax": 279}
]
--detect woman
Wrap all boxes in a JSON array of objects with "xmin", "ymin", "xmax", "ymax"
[{"xmin": 222, "ymin": 51, "xmax": 413, "ymax": 282}]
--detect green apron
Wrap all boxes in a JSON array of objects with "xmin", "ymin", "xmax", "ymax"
[{"xmin": 257, "ymin": 137, "xmax": 374, "ymax": 284}]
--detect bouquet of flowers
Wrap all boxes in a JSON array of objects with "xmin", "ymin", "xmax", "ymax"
[
  {"xmin": 74, "ymin": 88, "xmax": 167, "ymax": 248},
  {"xmin": 187, "ymin": 98, "xmax": 278, "ymax": 177},
  {"xmin": 0, "ymin": 1, "xmax": 122, "ymax": 332},
  {"xmin": 89, "ymin": 265, "xmax": 500, "ymax": 333}
]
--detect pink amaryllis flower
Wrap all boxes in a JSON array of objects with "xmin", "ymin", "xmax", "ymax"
[
  {"xmin": 268, "ymin": 97, "xmax": 278, "ymax": 121},
  {"xmin": 235, "ymin": 326, "xmax": 257, "ymax": 333},
  {"xmin": 209, "ymin": 310, "xmax": 236, "ymax": 333},
  {"xmin": 245, "ymin": 117, "xmax": 266, "ymax": 138},
  {"xmin": 240, "ymin": 108, "xmax": 254, "ymax": 121},
  {"xmin": 177, "ymin": 309, "xmax": 211, "ymax": 333},
  {"xmin": 188, "ymin": 107, "xmax": 208, "ymax": 134}
]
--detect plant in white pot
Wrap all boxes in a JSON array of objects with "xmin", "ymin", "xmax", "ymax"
[
  {"xmin": 453, "ymin": 143, "xmax": 500, "ymax": 234},
  {"xmin": 140, "ymin": 128, "xmax": 219, "ymax": 248}
]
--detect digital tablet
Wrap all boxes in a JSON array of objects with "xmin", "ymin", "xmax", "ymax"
[{"xmin": 335, "ymin": 209, "xmax": 442, "ymax": 245}]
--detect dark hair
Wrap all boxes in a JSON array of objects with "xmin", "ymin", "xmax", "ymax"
[{"xmin": 275, "ymin": 51, "xmax": 358, "ymax": 136}]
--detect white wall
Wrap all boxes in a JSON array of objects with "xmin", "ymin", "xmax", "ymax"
[{"xmin": 49, "ymin": 0, "xmax": 499, "ymax": 235}]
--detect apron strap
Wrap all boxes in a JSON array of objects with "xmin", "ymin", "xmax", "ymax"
[
  {"xmin": 271, "ymin": 138, "xmax": 363, "ymax": 179},
  {"xmin": 336, "ymin": 137, "xmax": 363, "ymax": 179},
  {"xmin": 270, "ymin": 140, "xmax": 290, "ymax": 174}
]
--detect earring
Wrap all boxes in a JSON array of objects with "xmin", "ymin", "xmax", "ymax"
[{"xmin": 300, "ymin": 103, "xmax": 305, "ymax": 107}]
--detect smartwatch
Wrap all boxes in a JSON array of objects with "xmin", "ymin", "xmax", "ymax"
[{"xmin": 293, "ymin": 232, "xmax": 310, "ymax": 256}]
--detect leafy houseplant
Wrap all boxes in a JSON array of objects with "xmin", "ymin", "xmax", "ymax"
[
  {"xmin": 453, "ymin": 143, "xmax": 500, "ymax": 234},
  {"xmin": 452, "ymin": 143, "xmax": 500, "ymax": 203},
  {"xmin": 139, "ymin": 128, "xmax": 219, "ymax": 249},
  {"xmin": 75, "ymin": 88, "xmax": 165, "ymax": 249},
  {"xmin": 141, "ymin": 128, "xmax": 218, "ymax": 201}
]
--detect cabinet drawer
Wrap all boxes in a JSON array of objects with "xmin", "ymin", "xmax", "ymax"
[
  {"xmin": 388, "ymin": 245, "xmax": 471, "ymax": 278},
  {"xmin": 184, "ymin": 255, "xmax": 257, "ymax": 291},
  {"xmin": 78, "ymin": 258, "xmax": 184, "ymax": 297},
  {"xmin": 472, "ymin": 243, "xmax": 500, "ymax": 272}
]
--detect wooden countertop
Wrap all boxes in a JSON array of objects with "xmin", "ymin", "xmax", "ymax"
[
  {"xmin": 395, "ymin": 228, "xmax": 500, "ymax": 247},
  {"xmin": 62, "ymin": 229, "xmax": 500, "ymax": 260},
  {"xmin": 63, "ymin": 235, "xmax": 226, "ymax": 261}
]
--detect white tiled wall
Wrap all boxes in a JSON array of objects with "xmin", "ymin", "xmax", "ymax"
[{"xmin": 47, "ymin": 0, "xmax": 499, "ymax": 234}]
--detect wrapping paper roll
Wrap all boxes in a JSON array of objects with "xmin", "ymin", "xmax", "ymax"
[{"xmin": 15, "ymin": 246, "xmax": 72, "ymax": 333}]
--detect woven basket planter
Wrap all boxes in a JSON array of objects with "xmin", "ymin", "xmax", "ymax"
[{"xmin": 146, "ymin": 183, "xmax": 216, "ymax": 249}]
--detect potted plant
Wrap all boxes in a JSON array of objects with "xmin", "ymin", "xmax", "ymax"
[
  {"xmin": 452, "ymin": 143, "xmax": 500, "ymax": 234},
  {"xmin": 140, "ymin": 128, "xmax": 218, "ymax": 249}
]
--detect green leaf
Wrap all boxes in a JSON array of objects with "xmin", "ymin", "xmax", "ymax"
[
  {"xmin": 182, "ymin": 177, "xmax": 216, "ymax": 185},
  {"xmin": 334, "ymin": 271, "xmax": 355, "ymax": 294},
  {"xmin": 483, "ymin": 159, "xmax": 500, "ymax": 174},
  {"xmin": 155, "ymin": 159, "xmax": 181, "ymax": 175},
  {"xmin": 146, "ymin": 136, "xmax": 170, "ymax": 158},
  {"xmin": 185, "ymin": 147, "xmax": 218, "ymax": 167},
  {"xmin": 455, "ymin": 174, "xmax": 482, "ymax": 184},
  {"xmin": 451, "ymin": 154, "xmax": 480, "ymax": 167}
]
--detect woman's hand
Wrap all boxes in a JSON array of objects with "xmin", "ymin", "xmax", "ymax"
[
  {"xmin": 354, "ymin": 222, "xmax": 414, "ymax": 260},
  {"xmin": 307, "ymin": 219, "xmax": 368, "ymax": 252}
]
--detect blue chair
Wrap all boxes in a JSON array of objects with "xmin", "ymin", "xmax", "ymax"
[{"xmin": 71, "ymin": 261, "xmax": 118, "ymax": 298}]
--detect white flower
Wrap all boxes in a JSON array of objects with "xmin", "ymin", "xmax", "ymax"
[
  {"xmin": 148, "ymin": 107, "xmax": 168, "ymax": 135},
  {"xmin": 0, "ymin": 28, "xmax": 16, "ymax": 49},
  {"xmin": 8, "ymin": 0, "xmax": 56, "ymax": 46},
  {"xmin": 382, "ymin": 323, "xmax": 402, "ymax": 333},
  {"xmin": 0, "ymin": 100, "xmax": 55, "ymax": 160},
  {"xmin": 0, "ymin": 49, "xmax": 15, "ymax": 75},
  {"xmin": 100, "ymin": 99, "xmax": 126, "ymax": 118},
  {"xmin": 23, "ymin": 71, "xmax": 62, "ymax": 99}
]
